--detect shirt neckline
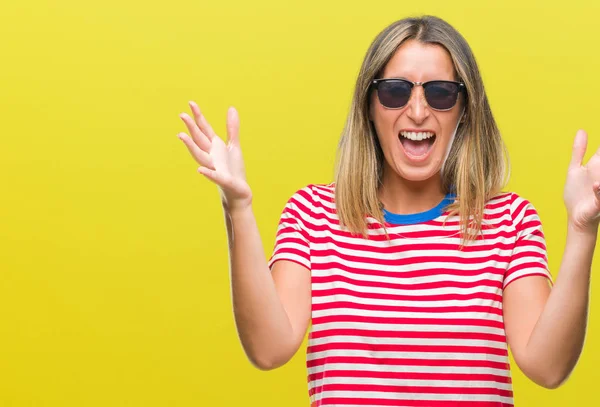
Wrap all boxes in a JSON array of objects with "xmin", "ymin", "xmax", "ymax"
[{"xmin": 383, "ymin": 193, "xmax": 455, "ymax": 225}]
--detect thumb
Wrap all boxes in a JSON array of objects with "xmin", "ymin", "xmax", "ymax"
[
  {"xmin": 569, "ymin": 129, "xmax": 588, "ymax": 170},
  {"xmin": 226, "ymin": 106, "xmax": 240, "ymax": 146}
]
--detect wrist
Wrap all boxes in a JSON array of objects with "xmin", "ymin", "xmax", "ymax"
[
  {"xmin": 223, "ymin": 202, "xmax": 254, "ymax": 220},
  {"xmin": 567, "ymin": 220, "xmax": 599, "ymax": 240}
]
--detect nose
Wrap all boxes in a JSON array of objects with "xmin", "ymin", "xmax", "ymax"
[{"xmin": 405, "ymin": 86, "xmax": 429, "ymax": 124}]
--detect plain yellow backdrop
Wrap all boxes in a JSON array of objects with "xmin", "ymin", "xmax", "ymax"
[{"xmin": 1, "ymin": 0, "xmax": 600, "ymax": 405}]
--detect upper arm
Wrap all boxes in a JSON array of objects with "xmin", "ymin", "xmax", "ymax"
[
  {"xmin": 271, "ymin": 260, "xmax": 312, "ymax": 354},
  {"xmin": 503, "ymin": 275, "xmax": 551, "ymax": 369},
  {"xmin": 503, "ymin": 194, "xmax": 553, "ymax": 371},
  {"xmin": 267, "ymin": 186, "xmax": 315, "ymax": 360}
]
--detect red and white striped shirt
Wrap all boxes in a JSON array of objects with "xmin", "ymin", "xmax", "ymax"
[{"xmin": 268, "ymin": 183, "xmax": 552, "ymax": 407}]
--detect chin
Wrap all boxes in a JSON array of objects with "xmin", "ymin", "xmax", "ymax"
[
  {"xmin": 396, "ymin": 165, "xmax": 441, "ymax": 182},
  {"xmin": 386, "ymin": 149, "xmax": 444, "ymax": 182}
]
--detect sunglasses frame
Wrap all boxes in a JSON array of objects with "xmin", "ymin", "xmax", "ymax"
[{"xmin": 371, "ymin": 78, "xmax": 466, "ymax": 111}]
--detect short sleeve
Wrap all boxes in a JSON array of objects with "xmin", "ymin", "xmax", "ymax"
[
  {"xmin": 504, "ymin": 194, "xmax": 553, "ymax": 289},
  {"xmin": 267, "ymin": 186, "xmax": 314, "ymax": 271}
]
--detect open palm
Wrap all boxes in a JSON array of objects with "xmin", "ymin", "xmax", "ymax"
[{"xmin": 177, "ymin": 101, "xmax": 252, "ymax": 212}]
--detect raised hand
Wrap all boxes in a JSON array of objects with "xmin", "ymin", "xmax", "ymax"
[
  {"xmin": 177, "ymin": 101, "xmax": 252, "ymax": 212},
  {"xmin": 564, "ymin": 129, "xmax": 600, "ymax": 234}
]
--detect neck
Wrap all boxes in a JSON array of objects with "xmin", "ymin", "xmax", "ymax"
[{"xmin": 378, "ymin": 167, "xmax": 446, "ymax": 215}]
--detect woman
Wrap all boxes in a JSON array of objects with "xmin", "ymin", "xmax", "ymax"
[{"xmin": 177, "ymin": 15, "xmax": 597, "ymax": 407}]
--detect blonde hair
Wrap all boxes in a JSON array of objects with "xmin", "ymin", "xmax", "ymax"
[{"xmin": 334, "ymin": 15, "xmax": 509, "ymax": 245}]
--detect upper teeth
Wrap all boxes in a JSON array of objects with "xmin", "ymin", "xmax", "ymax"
[{"xmin": 400, "ymin": 131, "xmax": 435, "ymax": 141}]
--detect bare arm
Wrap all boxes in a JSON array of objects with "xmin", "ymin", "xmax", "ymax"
[
  {"xmin": 177, "ymin": 101, "xmax": 311, "ymax": 370},
  {"xmin": 226, "ymin": 207, "xmax": 311, "ymax": 370},
  {"xmin": 504, "ymin": 130, "xmax": 600, "ymax": 388},
  {"xmin": 504, "ymin": 225, "xmax": 594, "ymax": 388}
]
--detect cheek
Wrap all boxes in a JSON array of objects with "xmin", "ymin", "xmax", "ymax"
[
  {"xmin": 437, "ymin": 114, "xmax": 462, "ymax": 143},
  {"xmin": 373, "ymin": 119, "xmax": 396, "ymax": 150},
  {"xmin": 372, "ymin": 107, "xmax": 400, "ymax": 137}
]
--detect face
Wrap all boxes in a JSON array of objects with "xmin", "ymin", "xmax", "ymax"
[{"xmin": 369, "ymin": 40, "xmax": 464, "ymax": 183}]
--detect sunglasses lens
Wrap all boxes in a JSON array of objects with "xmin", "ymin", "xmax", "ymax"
[
  {"xmin": 425, "ymin": 81, "xmax": 460, "ymax": 110},
  {"xmin": 377, "ymin": 80, "xmax": 412, "ymax": 108}
]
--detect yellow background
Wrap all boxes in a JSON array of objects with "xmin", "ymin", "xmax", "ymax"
[{"xmin": 1, "ymin": 0, "xmax": 599, "ymax": 405}]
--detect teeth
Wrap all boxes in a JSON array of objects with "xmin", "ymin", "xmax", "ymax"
[{"xmin": 400, "ymin": 131, "xmax": 435, "ymax": 141}]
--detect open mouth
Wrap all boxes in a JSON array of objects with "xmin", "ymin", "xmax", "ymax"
[{"xmin": 399, "ymin": 131, "xmax": 436, "ymax": 158}]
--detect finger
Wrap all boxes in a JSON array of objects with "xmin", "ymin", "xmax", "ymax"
[
  {"xmin": 179, "ymin": 113, "xmax": 211, "ymax": 151},
  {"xmin": 569, "ymin": 129, "xmax": 588, "ymax": 170},
  {"xmin": 226, "ymin": 106, "xmax": 240, "ymax": 145},
  {"xmin": 198, "ymin": 166, "xmax": 231, "ymax": 188},
  {"xmin": 189, "ymin": 101, "xmax": 217, "ymax": 141},
  {"xmin": 178, "ymin": 133, "xmax": 215, "ymax": 169}
]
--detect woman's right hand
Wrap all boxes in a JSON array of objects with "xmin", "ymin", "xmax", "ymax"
[{"xmin": 177, "ymin": 101, "xmax": 252, "ymax": 213}]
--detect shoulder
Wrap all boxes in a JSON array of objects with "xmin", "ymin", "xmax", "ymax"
[
  {"xmin": 485, "ymin": 191, "xmax": 537, "ymax": 213},
  {"xmin": 287, "ymin": 183, "xmax": 335, "ymax": 207},
  {"xmin": 281, "ymin": 183, "xmax": 336, "ymax": 218},
  {"xmin": 485, "ymin": 191, "xmax": 542, "ymax": 232}
]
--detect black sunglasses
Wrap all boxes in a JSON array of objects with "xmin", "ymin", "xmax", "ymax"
[{"xmin": 371, "ymin": 78, "xmax": 466, "ymax": 111}]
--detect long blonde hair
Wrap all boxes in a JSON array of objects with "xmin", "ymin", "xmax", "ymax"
[{"xmin": 334, "ymin": 15, "xmax": 509, "ymax": 245}]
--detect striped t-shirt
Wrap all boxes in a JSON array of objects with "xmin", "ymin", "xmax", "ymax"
[{"xmin": 268, "ymin": 183, "xmax": 552, "ymax": 407}]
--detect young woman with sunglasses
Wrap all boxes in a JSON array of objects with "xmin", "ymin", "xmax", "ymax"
[{"xmin": 177, "ymin": 15, "xmax": 597, "ymax": 406}]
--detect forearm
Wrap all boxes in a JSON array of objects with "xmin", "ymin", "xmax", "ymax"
[
  {"xmin": 523, "ymin": 224, "xmax": 596, "ymax": 386},
  {"xmin": 224, "ymin": 206, "xmax": 295, "ymax": 369}
]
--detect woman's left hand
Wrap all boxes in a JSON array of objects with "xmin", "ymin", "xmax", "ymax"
[{"xmin": 564, "ymin": 129, "xmax": 600, "ymax": 234}]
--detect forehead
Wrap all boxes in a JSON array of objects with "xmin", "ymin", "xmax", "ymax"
[{"xmin": 382, "ymin": 40, "xmax": 456, "ymax": 81}]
